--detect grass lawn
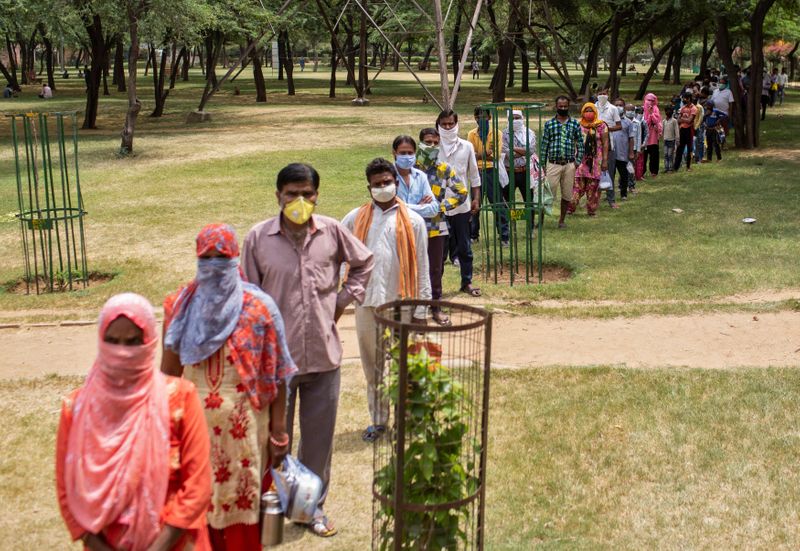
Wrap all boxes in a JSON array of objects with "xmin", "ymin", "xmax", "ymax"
[
  {"xmin": 1, "ymin": 68, "xmax": 799, "ymax": 320},
  {"xmin": 4, "ymin": 366, "xmax": 800, "ymax": 548}
]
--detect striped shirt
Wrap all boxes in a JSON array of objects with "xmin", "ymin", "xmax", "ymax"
[
  {"xmin": 539, "ymin": 116, "xmax": 583, "ymax": 167},
  {"xmin": 419, "ymin": 161, "xmax": 469, "ymax": 237}
]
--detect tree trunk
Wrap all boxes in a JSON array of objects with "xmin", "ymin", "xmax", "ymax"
[
  {"xmin": 252, "ymin": 43, "xmax": 266, "ymax": 102},
  {"xmin": 788, "ymin": 41, "xmax": 799, "ymax": 81},
  {"xmin": 113, "ymin": 36, "xmax": 126, "ymax": 91},
  {"xmin": 120, "ymin": 12, "xmax": 141, "ymax": 154},
  {"xmin": 745, "ymin": 0, "xmax": 777, "ymax": 148},
  {"xmin": 536, "ymin": 45, "xmax": 541, "ymax": 79},
  {"xmin": 197, "ymin": 31, "xmax": 223, "ymax": 111},
  {"xmin": 715, "ymin": 15, "xmax": 746, "ymax": 148},
  {"xmin": 580, "ymin": 29, "xmax": 607, "ymax": 95},
  {"xmin": 41, "ymin": 29, "xmax": 56, "ymax": 90},
  {"xmin": 518, "ymin": 37, "xmax": 529, "ymax": 92},
  {"xmin": 607, "ymin": 11, "xmax": 621, "ymax": 95},
  {"xmin": 17, "ymin": 35, "xmax": 29, "ymax": 84},
  {"xmin": 636, "ymin": 32, "xmax": 688, "ymax": 100},
  {"xmin": 346, "ymin": 14, "xmax": 356, "ymax": 84},
  {"xmin": 280, "ymin": 30, "xmax": 296, "ymax": 95},
  {"xmin": 357, "ymin": 4, "xmax": 368, "ymax": 97},
  {"xmin": 329, "ymin": 38, "xmax": 338, "ymax": 98},
  {"xmin": 420, "ymin": 44, "xmax": 434, "ymax": 70},
  {"xmin": 481, "ymin": 53, "xmax": 490, "ymax": 72},
  {"xmin": 671, "ymin": 38, "xmax": 685, "ymax": 85},
  {"xmin": 151, "ymin": 44, "xmax": 169, "ymax": 117},
  {"xmin": 181, "ymin": 47, "xmax": 190, "ymax": 81},
  {"xmin": 663, "ymin": 45, "xmax": 674, "ymax": 82},
  {"xmin": 169, "ymin": 46, "xmax": 184, "ymax": 89},
  {"xmin": 450, "ymin": 0, "xmax": 465, "ymax": 84},
  {"xmin": 102, "ymin": 46, "xmax": 111, "ymax": 96},
  {"xmin": 699, "ymin": 29, "xmax": 709, "ymax": 76},
  {"xmin": 82, "ymin": 14, "xmax": 106, "ymax": 129},
  {"xmin": 507, "ymin": 45, "xmax": 516, "ymax": 88},
  {"xmin": 487, "ymin": 0, "xmax": 515, "ymax": 102},
  {"xmin": 5, "ymin": 37, "xmax": 20, "ymax": 89}
]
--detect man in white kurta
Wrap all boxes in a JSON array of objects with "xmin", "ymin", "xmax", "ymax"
[{"xmin": 342, "ymin": 158, "xmax": 431, "ymax": 442}]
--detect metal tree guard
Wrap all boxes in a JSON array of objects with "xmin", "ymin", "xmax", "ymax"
[
  {"xmin": 476, "ymin": 102, "xmax": 547, "ymax": 285},
  {"xmin": 372, "ymin": 300, "xmax": 492, "ymax": 550},
  {"xmin": 8, "ymin": 112, "xmax": 88, "ymax": 294}
]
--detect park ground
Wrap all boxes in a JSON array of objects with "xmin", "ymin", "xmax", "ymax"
[{"xmin": 1, "ymin": 67, "xmax": 800, "ymax": 548}]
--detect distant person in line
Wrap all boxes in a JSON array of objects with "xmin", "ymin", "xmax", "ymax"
[
  {"xmin": 610, "ymin": 99, "xmax": 635, "ymax": 201},
  {"xmin": 540, "ymin": 95, "xmax": 583, "ymax": 229},
  {"xmin": 501, "ymin": 109, "xmax": 541, "ymax": 230},
  {"xmin": 342, "ymin": 158, "xmax": 431, "ymax": 443},
  {"xmin": 417, "ymin": 127, "xmax": 469, "ymax": 325},
  {"xmin": 38, "ymin": 83, "xmax": 53, "ymax": 99},
  {"xmin": 769, "ymin": 67, "xmax": 779, "ymax": 107},
  {"xmin": 56, "ymin": 293, "xmax": 212, "ymax": 551},
  {"xmin": 704, "ymin": 102, "xmax": 726, "ymax": 163},
  {"xmin": 662, "ymin": 106, "xmax": 679, "ymax": 173},
  {"xmin": 642, "ymin": 93, "xmax": 662, "ymax": 177},
  {"xmin": 472, "ymin": 60, "xmax": 480, "ymax": 79},
  {"xmin": 673, "ymin": 92, "xmax": 697, "ymax": 172},
  {"xmin": 594, "ymin": 88, "xmax": 621, "ymax": 208},
  {"xmin": 468, "ymin": 107, "xmax": 506, "ymax": 245},
  {"xmin": 777, "ymin": 67, "xmax": 788, "ymax": 105},
  {"xmin": 299, "ymin": 56, "xmax": 306, "ymax": 72},
  {"xmin": 2, "ymin": 83, "xmax": 14, "ymax": 98},
  {"xmin": 435, "ymin": 109, "xmax": 482, "ymax": 298},
  {"xmin": 568, "ymin": 103, "xmax": 608, "ymax": 217},
  {"xmin": 710, "ymin": 77, "xmax": 735, "ymax": 135},
  {"xmin": 761, "ymin": 69, "xmax": 773, "ymax": 120},
  {"xmin": 62, "ymin": 69, "xmax": 69, "ymax": 79}
]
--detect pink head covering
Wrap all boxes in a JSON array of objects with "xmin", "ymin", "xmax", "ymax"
[
  {"xmin": 65, "ymin": 293, "xmax": 169, "ymax": 551},
  {"xmin": 644, "ymin": 93, "xmax": 663, "ymax": 126}
]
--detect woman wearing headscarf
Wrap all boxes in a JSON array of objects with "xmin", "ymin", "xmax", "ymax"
[
  {"xmin": 162, "ymin": 223, "xmax": 296, "ymax": 550},
  {"xmin": 568, "ymin": 103, "xmax": 608, "ymax": 217},
  {"xmin": 643, "ymin": 93, "xmax": 663, "ymax": 177},
  {"xmin": 56, "ymin": 293, "xmax": 212, "ymax": 551},
  {"xmin": 501, "ymin": 109, "xmax": 541, "ymax": 210}
]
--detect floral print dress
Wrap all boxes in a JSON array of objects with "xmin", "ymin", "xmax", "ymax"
[{"xmin": 184, "ymin": 345, "xmax": 270, "ymax": 529}]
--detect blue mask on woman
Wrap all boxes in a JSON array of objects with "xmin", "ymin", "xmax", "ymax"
[{"xmin": 395, "ymin": 154, "xmax": 417, "ymax": 170}]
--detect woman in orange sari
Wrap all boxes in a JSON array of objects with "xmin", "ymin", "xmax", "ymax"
[{"xmin": 56, "ymin": 293, "xmax": 212, "ymax": 551}]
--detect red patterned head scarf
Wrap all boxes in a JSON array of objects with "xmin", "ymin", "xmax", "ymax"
[
  {"xmin": 195, "ymin": 223, "xmax": 240, "ymax": 258},
  {"xmin": 65, "ymin": 293, "xmax": 169, "ymax": 551}
]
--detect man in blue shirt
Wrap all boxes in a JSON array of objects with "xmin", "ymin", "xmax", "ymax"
[{"xmin": 610, "ymin": 100, "xmax": 636, "ymax": 200}]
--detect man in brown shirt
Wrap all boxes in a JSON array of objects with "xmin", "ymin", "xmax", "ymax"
[{"xmin": 242, "ymin": 163, "xmax": 373, "ymax": 537}]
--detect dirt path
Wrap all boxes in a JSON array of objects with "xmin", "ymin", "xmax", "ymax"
[{"xmin": 3, "ymin": 310, "xmax": 798, "ymax": 379}]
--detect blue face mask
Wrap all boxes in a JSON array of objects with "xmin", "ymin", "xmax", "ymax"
[
  {"xmin": 395, "ymin": 154, "xmax": 417, "ymax": 170},
  {"xmin": 196, "ymin": 256, "xmax": 240, "ymax": 285}
]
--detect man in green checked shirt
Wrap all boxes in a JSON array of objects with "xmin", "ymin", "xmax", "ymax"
[{"xmin": 540, "ymin": 96, "xmax": 584, "ymax": 229}]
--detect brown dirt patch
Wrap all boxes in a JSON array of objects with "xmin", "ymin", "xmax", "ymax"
[
  {"xmin": 474, "ymin": 263, "xmax": 573, "ymax": 285},
  {"xmin": 4, "ymin": 271, "xmax": 114, "ymax": 295}
]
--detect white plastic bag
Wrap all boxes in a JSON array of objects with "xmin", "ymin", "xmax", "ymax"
[
  {"xmin": 626, "ymin": 161, "xmax": 635, "ymax": 176},
  {"xmin": 497, "ymin": 156, "xmax": 510, "ymax": 188},
  {"xmin": 271, "ymin": 455, "xmax": 323, "ymax": 523},
  {"xmin": 598, "ymin": 170, "xmax": 613, "ymax": 190}
]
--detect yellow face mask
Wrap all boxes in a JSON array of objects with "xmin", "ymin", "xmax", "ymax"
[{"xmin": 282, "ymin": 196, "xmax": 315, "ymax": 225}]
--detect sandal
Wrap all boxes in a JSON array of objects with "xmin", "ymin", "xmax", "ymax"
[
  {"xmin": 309, "ymin": 515, "xmax": 338, "ymax": 537},
  {"xmin": 460, "ymin": 284, "xmax": 482, "ymax": 297},
  {"xmin": 361, "ymin": 425, "xmax": 386, "ymax": 443},
  {"xmin": 432, "ymin": 309, "xmax": 452, "ymax": 327}
]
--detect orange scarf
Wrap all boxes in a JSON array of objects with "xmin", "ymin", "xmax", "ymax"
[
  {"xmin": 580, "ymin": 102, "xmax": 604, "ymax": 129},
  {"xmin": 353, "ymin": 199, "xmax": 418, "ymax": 299}
]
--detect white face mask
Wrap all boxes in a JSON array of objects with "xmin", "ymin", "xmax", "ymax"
[
  {"xmin": 437, "ymin": 123, "xmax": 460, "ymax": 142},
  {"xmin": 512, "ymin": 119, "xmax": 524, "ymax": 131},
  {"xmin": 371, "ymin": 183, "xmax": 396, "ymax": 203},
  {"xmin": 597, "ymin": 95, "xmax": 608, "ymax": 106}
]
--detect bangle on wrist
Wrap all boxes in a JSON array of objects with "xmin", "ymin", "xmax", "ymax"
[{"xmin": 270, "ymin": 433, "xmax": 289, "ymax": 447}]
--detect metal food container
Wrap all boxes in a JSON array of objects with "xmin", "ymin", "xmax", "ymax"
[{"xmin": 261, "ymin": 490, "xmax": 284, "ymax": 547}]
